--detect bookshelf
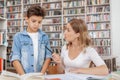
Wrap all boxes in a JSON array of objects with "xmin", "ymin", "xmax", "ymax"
[
  {"xmin": 86, "ymin": 0, "xmax": 111, "ymax": 56},
  {"xmin": 0, "ymin": 17, "xmax": 7, "ymax": 72},
  {"xmin": 3, "ymin": 0, "xmax": 115, "ymax": 73},
  {"xmin": 42, "ymin": 0, "xmax": 62, "ymax": 53}
]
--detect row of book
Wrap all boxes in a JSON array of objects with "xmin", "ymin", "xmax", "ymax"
[
  {"xmin": 87, "ymin": 0, "xmax": 109, "ymax": 5},
  {"xmin": 43, "ymin": 18, "xmax": 61, "ymax": 24},
  {"xmin": 64, "ymin": 16, "xmax": 85, "ymax": 23},
  {"xmin": 89, "ymin": 31, "xmax": 110, "ymax": 38},
  {"xmin": 43, "ymin": 0, "xmax": 60, "ymax": 2},
  {"xmin": 92, "ymin": 39, "xmax": 111, "ymax": 46},
  {"xmin": 47, "ymin": 33, "xmax": 62, "ymax": 39},
  {"xmin": 46, "ymin": 10, "xmax": 61, "ymax": 16},
  {"xmin": 7, "ymin": 6, "xmax": 21, "ymax": 13},
  {"xmin": 7, "ymin": 0, "xmax": 21, "ymax": 6},
  {"xmin": 50, "ymin": 40, "xmax": 62, "ymax": 47},
  {"xmin": 87, "ymin": 6, "xmax": 110, "ymax": 13},
  {"xmin": 7, "ymin": 27, "xmax": 20, "ymax": 33},
  {"xmin": 87, "ymin": 14, "xmax": 110, "ymax": 22},
  {"xmin": 87, "ymin": 23, "xmax": 110, "ymax": 30},
  {"xmin": 7, "ymin": 35, "xmax": 14, "ymax": 40},
  {"xmin": 0, "ymin": 2, "xmax": 4, "ymax": 7},
  {"xmin": 43, "ymin": 3, "xmax": 61, "ymax": 9},
  {"xmin": 23, "ymin": 0, "xmax": 41, "ymax": 4},
  {"xmin": 42, "ymin": 25, "xmax": 62, "ymax": 32},
  {"xmin": 95, "ymin": 47, "xmax": 111, "ymax": 56},
  {"xmin": 63, "ymin": 0, "xmax": 85, "ymax": 8},
  {"xmin": 7, "ymin": 47, "xmax": 12, "ymax": 55},
  {"xmin": 0, "ymin": 8, "xmax": 4, "ymax": 14},
  {"xmin": 7, "ymin": 20, "xmax": 21, "ymax": 27},
  {"xmin": 64, "ymin": 8, "xmax": 85, "ymax": 15},
  {"xmin": 24, "ymin": 5, "xmax": 31, "ymax": 12},
  {"xmin": 7, "ymin": 13, "xmax": 21, "ymax": 19},
  {"xmin": 51, "ymin": 48, "xmax": 61, "ymax": 54},
  {"xmin": 0, "ymin": 31, "xmax": 7, "ymax": 45}
]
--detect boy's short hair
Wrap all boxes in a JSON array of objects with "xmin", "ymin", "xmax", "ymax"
[{"xmin": 26, "ymin": 5, "xmax": 46, "ymax": 18}]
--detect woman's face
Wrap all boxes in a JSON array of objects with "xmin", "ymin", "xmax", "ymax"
[{"xmin": 64, "ymin": 23, "xmax": 79, "ymax": 42}]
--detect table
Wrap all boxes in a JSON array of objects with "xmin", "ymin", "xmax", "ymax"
[
  {"xmin": 45, "ymin": 73, "xmax": 107, "ymax": 80},
  {"xmin": 0, "ymin": 73, "xmax": 107, "ymax": 80}
]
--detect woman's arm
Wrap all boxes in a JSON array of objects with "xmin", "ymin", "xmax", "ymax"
[
  {"xmin": 69, "ymin": 65, "xmax": 109, "ymax": 76},
  {"xmin": 52, "ymin": 53, "xmax": 65, "ymax": 74},
  {"xmin": 56, "ymin": 63, "xmax": 65, "ymax": 74},
  {"xmin": 12, "ymin": 60, "xmax": 25, "ymax": 75}
]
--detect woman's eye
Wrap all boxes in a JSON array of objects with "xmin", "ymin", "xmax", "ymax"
[{"xmin": 38, "ymin": 22, "xmax": 41, "ymax": 24}]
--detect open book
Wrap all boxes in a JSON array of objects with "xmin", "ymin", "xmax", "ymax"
[
  {"xmin": 110, "ymin": 71, "xmax": 120, "ymax": 80},
  {"xmin": 0, "ymin": 70, "xmax": 44, "ymax": 80}
]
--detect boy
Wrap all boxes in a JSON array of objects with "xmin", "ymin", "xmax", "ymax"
[{"xmin": 10, "ymin": 5, "xmax": 52, "ymax": 75}]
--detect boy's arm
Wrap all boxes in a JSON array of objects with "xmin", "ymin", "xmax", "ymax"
[
  {"xmin": 40, "ymin": 58, "xmax": 51, "ymax": 74},
  {"xmin": 12, "ymin": 60, "xmax": 25, "ymax": 75}
]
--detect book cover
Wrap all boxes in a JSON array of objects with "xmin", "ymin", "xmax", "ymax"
[
  {"xmin": 0, "ymin": 58, "xmax": 3, "ymax": 72},
  {"xmin": 0, "ymin": 70, "xmax": 44, "ymax": 80}
]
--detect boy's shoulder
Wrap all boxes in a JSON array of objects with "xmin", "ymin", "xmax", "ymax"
[{"xmin": 14, "ymin": 32, "xmax": 23, "ymax": 37}]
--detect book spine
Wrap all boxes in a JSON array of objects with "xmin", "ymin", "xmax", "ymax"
[{"xmin": 0, "ymin": 58, "xmax": 3, "ymax": 72}]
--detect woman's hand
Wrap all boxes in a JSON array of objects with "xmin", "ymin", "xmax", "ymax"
[
  {"xmin": 69, "ymin": 68, "xmax": 80, "ymax": 74},
  {"xmin": 52, "ymin": 53, "xmax": 62, "ymax": 64}
]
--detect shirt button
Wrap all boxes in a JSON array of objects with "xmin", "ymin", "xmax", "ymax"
[
  {"xmin": 31, "ymin": 54, "xmax": 34, "ymax": 56},
  {"xmin": 31, "ymin": 44, "xmax": 33, "ymax": 46},
  {"xmin": 31, "ymin": 65, "xmax": 33, "ymax": 67}
]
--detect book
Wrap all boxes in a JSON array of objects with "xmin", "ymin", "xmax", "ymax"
[
  {"xmin": 0, "ymin": 58, "xmax": 3, "ymax": 72},
  {"xmin": 111, "ymin": 71, "xmax": 120, "ymax": 80},
  {"xmin": 0, "ymin": 70, "xmax": 44, "ymax": 80}
]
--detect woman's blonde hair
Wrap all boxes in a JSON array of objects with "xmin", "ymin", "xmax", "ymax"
[{"xmin": 67, "ymin": 18, "xmax": 92, "ymax": 51}]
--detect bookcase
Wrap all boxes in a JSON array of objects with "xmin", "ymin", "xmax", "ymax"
[
  {"xmin": 2, "ymin": 0, "xmax": 115, "ymax": 73},
  {"xmin": 86, "ymin": 0, "xmax": 111, "ymax": 56},
  {"xmin": 42, "ymin": 0, "xmax": 63, "ymax": 53},
  {"xmin": 0, "ymin": 17, "xmax": 7, "ymax": 72}
]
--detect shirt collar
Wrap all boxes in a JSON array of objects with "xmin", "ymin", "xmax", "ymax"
[{"xmin": 21, "ymin": 28, "xmax": 45, "ymax": 36}]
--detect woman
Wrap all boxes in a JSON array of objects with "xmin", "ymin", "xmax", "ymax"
[{"xmin": 52, "ymin": 18, "xmax": 109, "ymax": 76}]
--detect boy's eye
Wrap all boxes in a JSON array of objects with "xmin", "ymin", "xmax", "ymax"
[{"xmin": 32, "ymin": 20, "xmax": 36, "ymax": 22}]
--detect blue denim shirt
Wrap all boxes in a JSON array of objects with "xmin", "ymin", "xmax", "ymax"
[{"xmin": 10, "ymin": 29, "xmax": 52, "ymax": 73}]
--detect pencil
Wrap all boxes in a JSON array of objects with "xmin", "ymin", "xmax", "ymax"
[{"xmin": 45, "ymin": 46, "xmax": 53, "ymax": 53}]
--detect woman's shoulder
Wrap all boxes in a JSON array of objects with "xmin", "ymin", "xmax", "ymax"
[{"xmin": 85, "ymin": 46, "xmax": 96, "ymax": 53}]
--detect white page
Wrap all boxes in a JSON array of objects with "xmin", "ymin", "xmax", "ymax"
[{"xmin": 45, "ymin": 73, "xmax": 106, "ymax": 80}]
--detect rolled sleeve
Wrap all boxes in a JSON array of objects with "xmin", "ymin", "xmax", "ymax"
[
  {"xmin": 10, "ymin": 53, "xmax": 21, "ymax": 62},
  {"xmin": 10, "ymin": 33, "xmax": 21, "ymax": 62}
]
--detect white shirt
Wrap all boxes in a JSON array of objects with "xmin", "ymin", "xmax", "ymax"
[
  {"xmin": 61, "ymin": 45, "xmax": 105, "ymax": 73},
  {"xmin": 28, "ymin": 32, "xmax": 38, "ymax": 72}
]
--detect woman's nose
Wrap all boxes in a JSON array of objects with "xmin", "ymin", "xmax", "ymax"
[{"xmin": 64, "ymin": 30, "xmax": 67, "ymax": 34}]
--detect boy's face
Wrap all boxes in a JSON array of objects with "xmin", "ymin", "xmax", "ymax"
[{"xmin": 26, "ymin": 15, "xmax": 43, "ymax": 33}]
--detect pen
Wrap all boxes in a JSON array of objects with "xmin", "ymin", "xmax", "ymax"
[
  {"xmin": 45, "ymin": 46, "xmax": 53, "ymax": 53},
  {"xmin": 87, "ymin": 77, "xmax": 103, "ymax": 80}
]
